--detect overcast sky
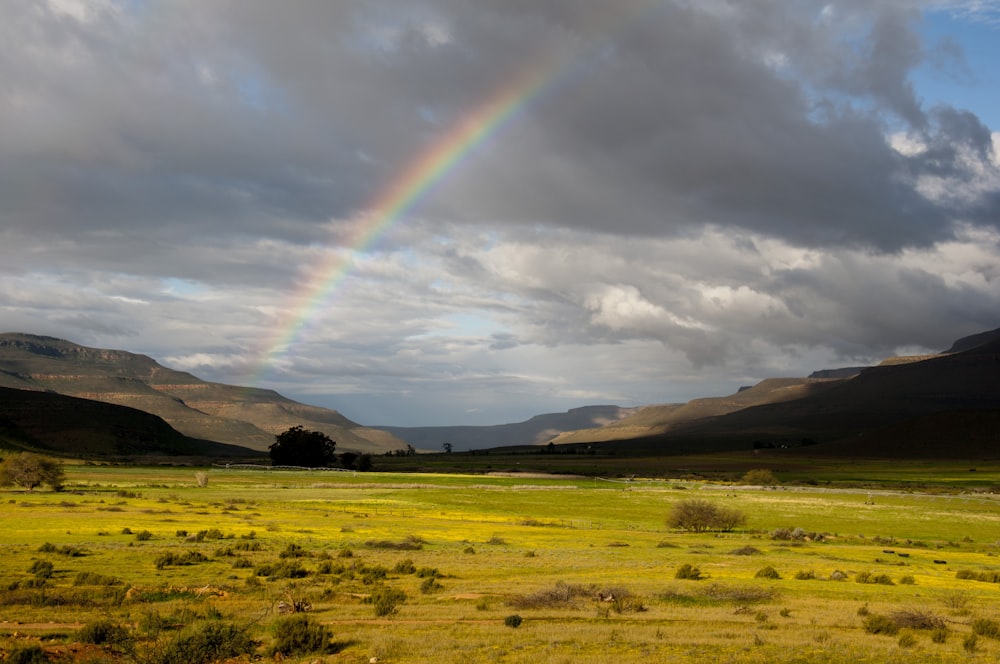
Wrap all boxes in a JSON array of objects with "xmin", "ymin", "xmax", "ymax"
[{"xmin": 2, "ymin": 0, "xmax": 998, "ymax": 426}]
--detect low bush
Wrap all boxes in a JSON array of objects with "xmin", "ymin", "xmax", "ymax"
[
  {"xmin": 674, "ymin": 564, "xmax": 703, "ymax": 580},
  {"xmin": 890, "ymin": 609, "xmax": 946, "ymax": 630},
  {"xmin": 956, "ymin": 569, "xmax": 1000, "ymax": 583},
  {"xmin": 504, "ymin": 614, "xmax": 523, "ymax": 628},
  {"xmin": 28, "ymin": 560, "xmax": 54, "ymax": 579},
  {"xmin": 6, "ymin": 644, "xmax": 48, "ymax": 664},
  {"xmin": 730, "ymin": 546, "xmax": 762, "ymax": 556},
  {"xmin": 148, "ymin": 622, "xmax": 253, "ymax": 664},
  {"xmin": 742, "ymin": 468, "xmax": 779, "ymax": 486},
  {"xmin": 254, "ymin": 560, "xmax": 309, "ymax": 580},
  {"xmin": 393, "ymin": 559, "xmax": 416, "ymax": 574},
  {"xmin": 78, "ymin": 619, "xmax": 132, "ymax": 648},
  {"xmin": 754, "ymin": 566, "xmax": 781, "ymax": 580},
  {"xmin": 155, "ymin": 551, "xmax": 209, "ymax": 570},
  {"xmin": 855, "ymin": 571, "xmax": 894, "ymax": 585},
  {"xmin": 367, "ymin": 586, "xmax": 406, "ymax": 617},
  {"xmin": 73, "ymin": 571, "xmax": 122, "ymax": 586},
  {"xmin": 270, "ymin": 614, "xmax": 331, "ymax": 657},
  {"xmin": 862, "ymin": 613, "xmax": 899, "ymax": 636},
  {"xmin": 793, "ymin": 570, "xmax": 815, "ymax": 580},
  {"xmin": 279, "ymin": 543, "xmax": 309, "ymax": 559},
  {"xmin": 509, "ymin": 581, "xmax": 591, "ymax": 609},
  {"xmin": 971, "ymin": 618, "xmax": 1000, "ymax": 639}
]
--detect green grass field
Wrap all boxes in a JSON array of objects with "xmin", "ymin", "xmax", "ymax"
[{"xmin": 3, "ymin": 464, "xmax": 1000, "ymax": 662}]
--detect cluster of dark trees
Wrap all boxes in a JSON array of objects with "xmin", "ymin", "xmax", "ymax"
[{"xmin": 269, "ymin": 426, "xmax": 371, "ymax": 471}]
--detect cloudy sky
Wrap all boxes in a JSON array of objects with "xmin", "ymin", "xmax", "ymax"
[{"xmin": 2, "ymin": 0, "xmax": 999, "ymax": 426}]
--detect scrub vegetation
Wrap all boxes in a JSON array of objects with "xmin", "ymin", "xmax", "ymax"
[{"xmin": 2, "ymin": 464, "xmax": 1000, "ymax": 662}]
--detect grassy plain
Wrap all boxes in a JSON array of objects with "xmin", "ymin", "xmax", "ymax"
[{"xmin": 2, "ymin": 464, "xmax": 1000, "ymax": 662}]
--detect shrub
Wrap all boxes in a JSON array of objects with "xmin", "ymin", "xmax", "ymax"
[
  {"xmin": 855, "ymin": 571, "xmax": 893, "ymax": 585},
  {"xmin": 254, "ymin": 560, "xmax": 309, "ymax": 580},
  {"xmin": 420, "ymin": 577, "xmax": 443, "ymax": 593},
  {"xmin": 702, "ymin": 583, "xmax": 777, "ymax": 605},
  {"xmin": 509, "ymin": 581, "xmax": 591, "ymax": 609},
  {"xmin": 897, "ymin": 630, "xmax": 916, "ymax": 648},
  {"xmin": 674, "ymin": 563, "xmax": 703, "ymax": 580},
  {"xmin": 504, "ymin": 614, "xmax": 523, "ymax": 628},
  {"xmin": 270, "ymin": 614, "xmax": 331, "ymax": 657},
  {"xmin": 741, "ymin": 468, "xmax": 779, "ymax": 486},
  {"xmin": 78, "ymin": 619, "xmax": 132, "ymax": 648},
  {"xmin": 194, "ymin": 471, "xmax": 209, "ymax": 488},
  {"xmin": 730, "ymin": 546, "xmax": 762, "ymax": 556},
  {"xmin": 793, "ymin": 570, "xmax": 815, "ymax": 580},
  {"xmin": 393, "ymin": 559, "xmax": 416, "ymax": 574},
  {"xmin": 0, "ymin": 452, "xmax": 64, "ymax": 491},
  {"xmin": 963, "ymin": 633, "xmax": 979, "ymax": 653},
  {"xmin": 360, "ymin": 565, "xmax": 388, "ymax": 585},
  {"xmin": 931, "ymin": 627, "xmax": 948, "ymax": 643},
  {"xmin": 367, "ymin": 586, "xmax": 406, "ymax": 617},
  {"xmin": 136, "ymin": 530, "xmax": 153, "ymax": 541},
  {"xmin": 6, "ymin": 644, "xmax": 48, "ymax": 664},
  {"xmin": 971, "ymin": 618, "xmax": 1000, "ymax": 639},
  {"xmin": 770, "ymin": 527, "xmax": 823, "ymax": 541},
  {"xmin": 862, "ymin": 613, "xmax": 899, "ymax": 635},
  {"xmin": 890, "ymin": 609, "xmax": 945, "ymax": 630},
  {"xmin": 28, "ymin": 560, "xmax": 54, "ymax": 579},
  {"xmin": 73, "ymin": 571, "xmax": 122, "ymax": 586},
  {"xmin": 667, "ymin": 499, "xmax": 747, "ymax": 532},
  {"xmin": 155, "ymin": 551, "xmax": 209, "ymax": 570},
  {"xmin": 899, "ymin": 575, "xmax": 916, "ymax": 585},
  {"xmin": 940, "ymin": 589, "xmax": 969, "ymax": 608},
  {"xmin": 279, "ymin": 543, "xmax": 309, "ymax": 559},
  {"xmin": 956, "ymin": 569, "xmax": 1000, "ymax": 583},
  {"xmin": 149, "ymin": 622, "xmax": 253, "ymax": 664},
  {"xmin": 754, "ymin": 566, "xmax": 781, "ymax": 580}
]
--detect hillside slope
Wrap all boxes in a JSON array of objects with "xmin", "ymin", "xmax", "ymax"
[
  {"xmin": 550, "ymin": 377, "xmax": 846, "ymax": 445},
  {"xmin": 0, "ymin": 386, "xmax": 254, "ymax": 458},
  {"xmin": 0, "ymin": 333, "xmax": 405, "ymax": 454},
  {"xmin": 565, "ymin": 334, "xmax": 1000, "ymax": 454}
]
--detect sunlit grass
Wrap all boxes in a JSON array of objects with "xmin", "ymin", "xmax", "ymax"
[{"xmin": 1, "ymin": 465, "xmax": 1000, "ymax": 662}]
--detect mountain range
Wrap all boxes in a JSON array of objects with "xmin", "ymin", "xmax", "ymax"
[
  {"xmin": 0, "ymin": 333, "xmax": 403, "ymax": 455},
  {"xmin": 0, "ymin": 328, "xmax": 998, "ymax": 459}
]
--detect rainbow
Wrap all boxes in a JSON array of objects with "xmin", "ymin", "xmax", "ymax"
[{"xmin": 255, "ymin": 3, "xmax": 666, "ymax": 377}]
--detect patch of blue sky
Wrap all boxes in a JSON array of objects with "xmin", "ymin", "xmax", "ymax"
[
  {"xmin": 161, "ymin": 277, "xmax": 207, "ymax": 298},
  {"xmin": 915, "ymin": 8, "xmax": 1000, "ymax": 130}
]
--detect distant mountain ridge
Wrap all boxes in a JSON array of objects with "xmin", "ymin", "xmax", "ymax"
[
  {"xmin": 378, "ymin": 405, "xmax": 638, "ymax": 452},
  {"xmin": 1, "ymin": 327, "xmax": 997, "ymax": 460},
  {"xmin": 0, "ymin": 333, "xmax": 406, "ymax": 454}
]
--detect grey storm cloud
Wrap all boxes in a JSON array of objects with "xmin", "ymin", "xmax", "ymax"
[
  {"xmin": 2, "ymin": 0, "xmax": 996, "ymax": 254},
  {"xmin": 1, "ymin": 0, "xmax": 998, "ymax": 425}
]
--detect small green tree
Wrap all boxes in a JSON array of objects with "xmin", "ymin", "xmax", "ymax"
[
  {"xmin": 667, "ymin": 498, "xmax": 746, "ymax": 532},
  {"xmin": 269, "ymin": 426, "xmax": 336, "ymax": 467},
  {"xmin": 0, "ymin": 452, "xmax": 64, "ymax": 491}
]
